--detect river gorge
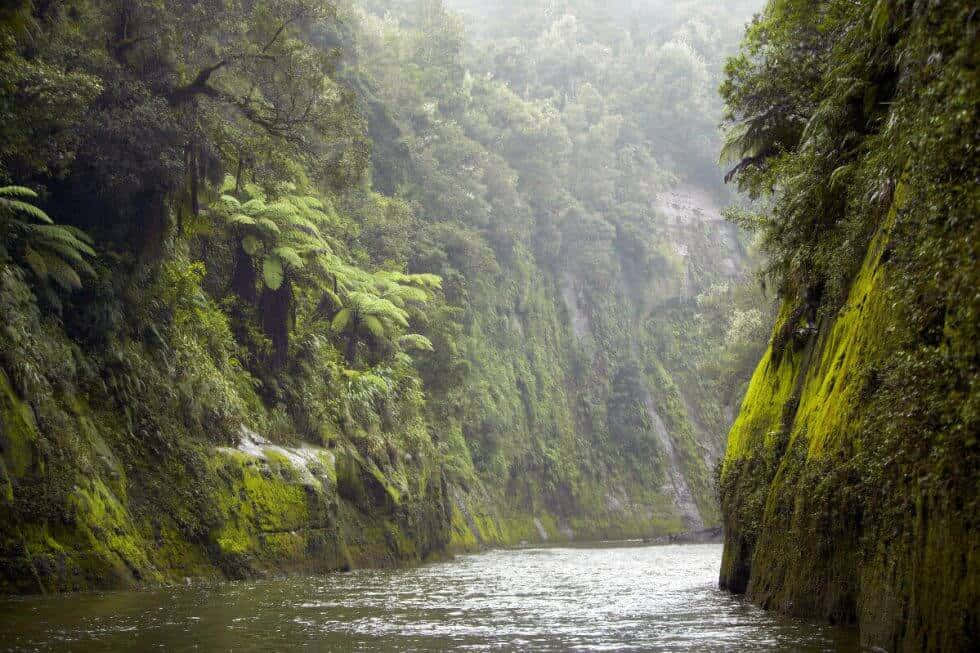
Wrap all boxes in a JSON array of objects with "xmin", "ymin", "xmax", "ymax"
[{"xmin": 0, "ymin": 543, "xmax": 857, "ymax": 651}]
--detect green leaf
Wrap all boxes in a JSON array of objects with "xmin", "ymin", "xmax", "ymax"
[
  {"xmin": 241, "ymin": 198, "xmax": 267, "ymax": 216},
  {"xmin": 286, "ymin": 214, "xmax": 322, "ymax": 236},
  {"xmin": 242, "ymin": 235, "xmax": 261, "ymax": 256},
  {"xmin": 829, "ymin": 164, "xmax": 854, "ymax": 190},
  {"xmin": 45, "ymin": 255, "xmax": 83, "ymax": 290},
  {"xmin": 263, "ymin": 255, "xmax": 284, "ymax": 290},
  {"xmin": 331, "ymin": 308, "xmax": 352, "ymax": 333},
  {"xmin": 229, "ymin": 213, "xmax": 256, "ymax": 227},
  {"xmin": 219, "ymin": 175, "xmax": 237, "ymax": 194},
  {"xmin": 398, "ymin": 334, "xmax": 434, "ymax": 352},
  {"xmin": 273, "ymin": 246, "xmax": 303, "ymax": 268},
  {"xmin": 0, "ymin": 186, "xmax": 39, "ymax": 199},
  {"xmin": 219, "ymin": 194, "xmax": 242, "ymax": 209},
  {"xmin": 256, "ymin": 218, "xmax": 281, "ymax": 235},
  {"xmin": 30, "ymin": 225, "xmax": 97, "ymax": 256},
  {"xmin": 22, "ymin": 247, "xmax": 48, "ymax": 279},
  {"xmin": 362, "ymin": 315, "xmax": 385, "ymax": 339},
  {"xmin": 0, "ymin": 198, "xmax": 54, "ymax": 224},
  {"xmin": 871, "ymin": 0, "xmax": 890, "ymax": 39}
]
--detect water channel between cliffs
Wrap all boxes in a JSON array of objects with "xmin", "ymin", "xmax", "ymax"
[{"xmin": 0, "ymin": 543, "xmax": 858, "ymax": 651}]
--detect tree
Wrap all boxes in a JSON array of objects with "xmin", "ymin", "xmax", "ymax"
[
  {"xmin": 331, "ymin": 291, "xmax": 411, "ymax": 364},
  {"xmin": 329, "ymin": 272, "xmax": 440, "ymax": 365},
  {"xmin": 0, "ymin": 186, "xmax": 95, "ymax": 291},
  {"xmin": 209, "ymin": 175, "xmax": 339, "ymax": 368}
]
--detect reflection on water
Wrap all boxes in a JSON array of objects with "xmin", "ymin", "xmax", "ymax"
[{"xmin": 0, "ymin": 543, "xmax": 857, "ymax": 651}]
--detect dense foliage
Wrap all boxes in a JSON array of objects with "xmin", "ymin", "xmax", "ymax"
[
  {"xmin": 0, "ymin": 0, "xmax": 770, "ymax": 592},
  {"xmin": 717, "ymin": 1, "xmax": 978, "ymax": 649}
]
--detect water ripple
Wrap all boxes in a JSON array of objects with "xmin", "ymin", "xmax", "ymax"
[{"xmin": 0, "ymin": 543, "xmax": 857, "ymax": 652}]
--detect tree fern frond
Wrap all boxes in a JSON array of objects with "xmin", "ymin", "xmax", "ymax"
[
  {"xmin": 384, "ymin": 284, "xmax": 429, "ymax": 303},
  {"xmin": 301, "ymin": 195, "xmax": 324, "ymax": 210},
  {"xmin": 829, "ymin": 164, "xmax": 854, "ymax": 190},
  {"xmin": 262, "ymin": 200, "xmax": 300, "ymax": 222},
  {"xmin": 286, "ymin": 214, "xmax": 322, "ymax": 237},
  {"xmin": 229, "ymin": 213, "xmax": 257, "ymax": 227},
  {"xmin": 263, "ymin": 255, "xmax": 284, "ymax": 290},
  {"xmin": 242, "ymin": 235, "xmax": 262, "ymax": 256},
  {"xmin": 256, "ymin": 217, "xmax": 281, "ymax": 235},
  {"xmin": 331, "ymin": 308, "xmax": 352, "ymax": 332},
  {"xmin": 62, "ymin": 225, "xmax": 94, "ymax": 245},
  {"xmin": 241, "ymin": 198, "xmax": 267, "ymax": 216},
  {"xmin": 719, "ymin": 122, "xmax": 750, "ymax": 163},
  {"xmin": 315, "ymin": 288, "xmax": 343, "ymax": 317},
  {"xmin": 219, "ymin": 194, "xmax": 242, "ymax": 209},
  {"xmin": 28, "ymin": 225, "xmax": 97, "ymax": 256},
  {"xmin": 272, "ymin": 246, "xmax": 303, "ymax": 268},
  {"xmin": 43, "ymin": 254, "xmax": 83, "ymax": 290},
  {"xmin": 32, "ymin": 235, "xmax": 94, "ymax": 266},
  {"xmin": 1, "ymin": 198, "xmax": 54, "ymax": 224},
  {"xmin": 398, "ymin": 334, "xmax": 434, "ymax": 352},
  {"xmin": 22, "ymin": 247, "xmax": 48, "ymax": 280},
  {"xmin": 0, "ymin": 186, "xmax": 39, "ymax": 199},
  {"xmin": 362, "ymin": 315, "xmax": 386, "ymax": 339},
  {"xmin": 242, "ymin": 183, "xmax": 266, "ymax": 202},
  {"xmin": 870, "ymin": 0, "xmax": 890, "ymax": 39}
]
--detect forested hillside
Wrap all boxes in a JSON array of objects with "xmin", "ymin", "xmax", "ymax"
[
  {"xmin": 0, "ymin": 0, "xmax": 764, "ymax": 593},
  {"xmin": 716, "ymin": 0, "xmax": 978, "ymax": 650}
]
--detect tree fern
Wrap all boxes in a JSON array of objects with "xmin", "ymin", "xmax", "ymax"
[
  {"xmin": 398, "ymin": 334, "xmax": 435, "ymax": 352},
  {"xmin": 262, "ymin": 255, "xmax": 284, "ymax": 290},
  {"xmin": 362, "ymin": 315, "xmax": 385, "ymax": 339},
  {"xmin": 0, "ymin": 186, "xmax": 95, "ymax": 290}
]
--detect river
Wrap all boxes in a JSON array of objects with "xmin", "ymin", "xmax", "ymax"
[{"xmin": 0, "ymin": 543, "xmax": 857, "ymax": 651}]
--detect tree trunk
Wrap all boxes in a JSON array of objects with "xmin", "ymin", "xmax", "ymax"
[
  {"xmin": 230, "ymin": 241, "xmax": 256, "ymax": 303},
  {"xmin": 260, "ymin": 280, "xmax": 293, "ymax": 371},
  {"xmin": 235, "ymin": 155, "xmax": 244, "ymax": 197},
  {"xmin": 138, "ymin": 190, "xmax": 168, "ymax": 261},
  {"xmin": 345, "ymin": 332, "xmax": 358, "ymax": 365},
  {"xmin": 190, "ymin": 144, "xmax": 200, "ymax": 218}
]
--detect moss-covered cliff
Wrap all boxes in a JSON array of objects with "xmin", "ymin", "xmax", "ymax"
[
  {"xmin": 718, "ymin": 1, "xmax": 978, "ymax": 650},
  {"xmin": 0, "ymin": 0, "xmax": 765, "ymax": 594}
]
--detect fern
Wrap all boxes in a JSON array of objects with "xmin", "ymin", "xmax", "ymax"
[
  {"xmin": 272, "ymin": 246, "xmax": 303, "ymax": 268},
  {"xmin": 262, "ymin": 256, "xmax": 284, "ymax": 290},
  {"xmin": 0, "ymin": 185, "xmax": 95, "ymax": 290},
  {"xmin": 398, "ymin": 334, "xmax": 435, "ymax": 352},
  {"xmin": 362, "ymin": 315, "xmax": 385, "ymax": 339}
]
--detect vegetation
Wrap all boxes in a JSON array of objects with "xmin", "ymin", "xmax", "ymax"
[
  {"xmin": 717, "ymin": 1, "xmax": 978, "ymax": 650},
  {"xmin": 0, "ymin": 0, "xmax": 770, "ymax": 594}
]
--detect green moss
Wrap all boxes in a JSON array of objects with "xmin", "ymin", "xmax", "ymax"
[
  {"xmin": 719, "ymin": 180, "xmax": 978, "ymax": 649},
  {"xmin": 0, "ymin": 371, "xmax": 39, "ymax": 481},
  {"xmin": 448, "ymin": 504, "xmax": 479, "ymax": 550},
  {"xmin": 210, "ymin": 450, "xmax": 312, "ymax": 559},
  {"xmin": 64, "ymin": 478, "xmax": 160, "ymax": 586}
]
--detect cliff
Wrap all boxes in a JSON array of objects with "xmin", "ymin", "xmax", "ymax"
[
  {"xmin": 717, "ymin": 2, "xmax": 978, "ymax": 649},
  {"xmin": 0, "ymin": 0, "xmax": 766, "ymax": 593}
]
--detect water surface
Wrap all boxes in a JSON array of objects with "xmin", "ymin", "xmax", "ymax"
[{"xmin": 0, "ymin": 543, "xmax": 857, "ymax": 651}]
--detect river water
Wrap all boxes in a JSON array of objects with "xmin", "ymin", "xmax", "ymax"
[{"xmin": 0, "ymin": 543, "xmax": 857, "ymax": 651}]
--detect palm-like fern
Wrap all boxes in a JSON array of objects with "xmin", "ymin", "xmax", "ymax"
[
  {"xmin": 331, "ymin": 291, "xmax": 408, "ymax": 363},
  {"xmin": 311, "ymin": 254, "xmax": 442, "ymax": 364},
  {"xmin": 211, "ymin": 177, "xmax": 337, "ymax": 292},
  {"xmin": 209, "ymin": 176, "xmax": 440, "ymax": 368},
  {"xmin": 0, "ymin": 186, "xmax": 95, "ymax": 289},
  {"xmin": 330, "ymin": 289, "xmax": 434, "ymax": 363}
]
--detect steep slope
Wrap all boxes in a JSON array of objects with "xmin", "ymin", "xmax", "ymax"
[
  {"xmin": 717, "ymin": 1, "xmax": 978, "ymax": 650},
  {"xmin": 352, "ymin": 0, "xmax": 764, "ymax": 544},
  {"xmin": 0, "ymin": 0, "xmax": 764, "ymax": 593}
]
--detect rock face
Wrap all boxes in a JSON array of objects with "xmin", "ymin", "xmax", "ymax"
[
  {"xmin": 718, "ymin": 188, "xmax": 978, "ymax": 651},
  {"xmin": 0, "ymin": 181, "xmax": 749, "ymax": 593},
  {"xmin": 0, "ymin": 373, "xmax": 451, "ymax": 593},
  {"xmin": 477, "ymin": 182, "xmax": 750, "ymax": 538}
]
